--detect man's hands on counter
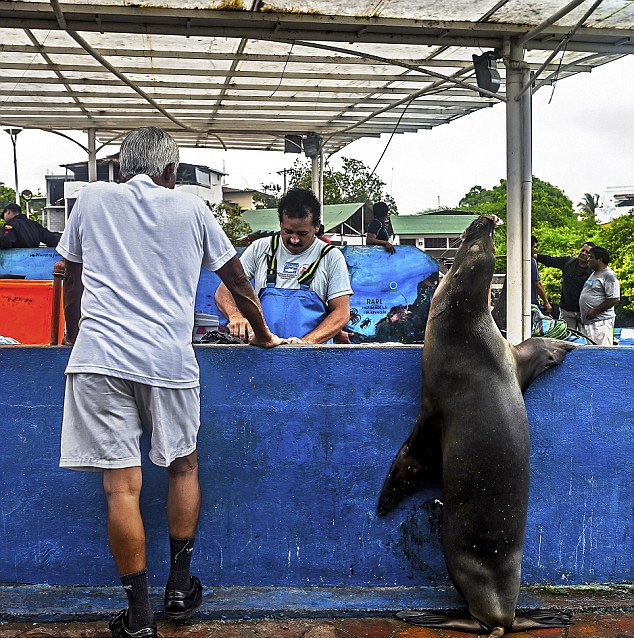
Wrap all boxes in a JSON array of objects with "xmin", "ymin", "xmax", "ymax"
[{"xmin": 249, "ymin": 331, "xmax": 286, "ymax": 348}]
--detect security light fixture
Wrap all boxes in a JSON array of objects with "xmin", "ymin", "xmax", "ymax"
[
  {"xmin": 303, "ymin": 133, "xmax": 322, "ymax": 159},
  {"xmin": 284, "ymin": 134, "xmax": 302, "ymax": 153},
  {"xmin": 472, "ymin": 52, "xmax": 500, "ymax": 97}
]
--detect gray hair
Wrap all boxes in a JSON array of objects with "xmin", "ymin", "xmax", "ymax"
[{"xmin": 119, "ymin": 127, "xmax": 179, "ymax": 179}]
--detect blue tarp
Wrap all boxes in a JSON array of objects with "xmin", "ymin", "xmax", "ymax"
[{"xmin": 1, "ymin": 246, "xmax": 438, "ymax": 342}]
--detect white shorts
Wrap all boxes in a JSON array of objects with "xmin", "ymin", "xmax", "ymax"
[
  {"xmin": 582, "ymin": 318, "xmax": 615, "ymax": 346},
  {"xmin": 60, "ymin": 373, "xmax": 200, "ymax": 471}
]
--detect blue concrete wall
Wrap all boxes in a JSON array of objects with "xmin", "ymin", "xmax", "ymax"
[{"xmin": 0, "ymin": 345, "xmax": 631, "ymax": 592}]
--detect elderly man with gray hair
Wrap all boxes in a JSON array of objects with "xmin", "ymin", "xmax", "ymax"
[{"xmin": 57, "ymin": 127, "xmax": 284, "ymax": 638}]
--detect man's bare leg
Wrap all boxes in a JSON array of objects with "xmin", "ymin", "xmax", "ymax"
[
  {"xmin": 103, "ymin": 467, "xmax": 154, "ymax": 632},
  {"xmin": 164, "ymin": 451, "xmax": 204, "ymax": 619},
  {"xmin": 167, "ymin": 451, "xmax": 201, "ymax": 539}
]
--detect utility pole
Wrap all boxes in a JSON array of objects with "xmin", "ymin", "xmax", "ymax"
[{"xmin": 276, "ymin": 168, "xmax": 288, "ymax": 193}]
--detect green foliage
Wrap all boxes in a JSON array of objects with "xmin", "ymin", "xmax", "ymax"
[
  {"xmin": 0, "ymin": 182, "xmax": 15, "ymax": 211},
  {"xmin": 253, "ymin": 183, "xmax": 281, "ymax": 209},
  {"xmin": 577, "ymin": 193, "xmax": 600, "ymax": 226},
  {"xmin": 287, "ymin": 157, "xmax": 397, "ymax": 213},
  {"xmin": 459, "ymin": 176, "xmax": 576, "ymax": 227},
  {"xmin": 0, "ymin": 182, "xmax": 44, "ymax": 225},
  {"xmin": 459, "ymin": 177, "xmax": 632, "ymax": 319},
  {"xmin": 207, "ymin": 201, "xmax": 251, "ymax": 245}
]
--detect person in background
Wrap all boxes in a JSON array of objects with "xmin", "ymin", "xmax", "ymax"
[
  {"xmin": 366, "ymin": 201, "xmax": 395, "ymax": 253},
  {"xmin": 536, "ymin": 241, "xmax": 594, "ymax": 330},
  {"xmin": 579, "ymin": 245, "xmax": 620, "ymax": 346},
  {"xmin": 531, "ymin": 236, "xmax": 551, "ymax": 314},
  {"xmin": 0, "ymin": 203, "xmax": 61, "ymax": 249},
  {"xmin": 317, "ymin": 223, "xmax": 332, "ymax": 244},
  {"xmin": 216, "ymin": 188, "xmax": 352, "ymax": 344},
  {"xmin": 57, "ymin": 127, "xmax": 283, "ymax": 638}
]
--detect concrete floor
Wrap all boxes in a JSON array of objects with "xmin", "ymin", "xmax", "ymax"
[{"xmin": 0, "ymin": 613, "xmax": 633, "ymax": 638}]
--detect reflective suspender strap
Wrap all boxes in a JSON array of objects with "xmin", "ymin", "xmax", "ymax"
[
  {"xmin": 266, "ymin": 233, "xmax": 280, "ymax": 284},
  {"xmin": 298, "ymin": 244, "xmax": 334, "ymax": 286}
]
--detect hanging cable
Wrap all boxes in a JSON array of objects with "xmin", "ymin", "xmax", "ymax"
[{"xmin": 368, "ymin": 98, "xmax": 414, "ymax": 179}]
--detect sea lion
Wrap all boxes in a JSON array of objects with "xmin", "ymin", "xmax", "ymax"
[{"xmin": 378, "ymin": 215, "xmax": 574, "ymax": 637}]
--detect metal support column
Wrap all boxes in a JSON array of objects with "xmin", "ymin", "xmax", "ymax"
[
  {"xmin": 311, "ymin": 151, "xmax": 324, "ymax": 221},
  {"xmin": 505, "ymin": 40, "xmax": 532, "ymax": 344},
  {"xmin": 520, "ymin": 67, "xmax": 533, "ymax": 341},
  {"xmin": 87, "ymin": 129, "xmax": 97, "ymax": 183},
  {"xmin": 311, "ymin": 155, "xmax": 320, "ymax": 198},
  {"xmin": 318, "ymin": 148, "xmax": 324, "ymax": 216}
]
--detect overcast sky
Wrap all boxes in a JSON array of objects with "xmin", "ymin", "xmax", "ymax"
[{"xmin": 1, "ymin": 55, "xmax": 632, "ymax": 215}]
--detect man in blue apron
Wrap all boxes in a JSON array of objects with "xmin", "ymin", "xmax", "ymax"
[{"xmin": 216, "ymin": 188, "xmax": 353, "ymax": 343}]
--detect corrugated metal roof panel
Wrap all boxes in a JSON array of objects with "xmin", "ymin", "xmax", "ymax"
[
  {"xmin": 0, "ymin": 1, "xmax": 630, "ymax": 152},
  {"xmin": 391, "ymin": 214, "xmax": 478, "ymax": 235},
  {"xmin": 242, "ymin": 202, "xmax": 363, "ymax": 232}
]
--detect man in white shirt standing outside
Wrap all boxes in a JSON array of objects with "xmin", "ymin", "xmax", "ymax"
[
  {"xmin": 57, "ymin": 127, "xmax": 283, "ymax": 638},
  {"xmin": 579, "ymin": 245, "xmax": 620, "ymax": 346}
]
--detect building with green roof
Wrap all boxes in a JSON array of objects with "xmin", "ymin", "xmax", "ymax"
[
  {"xmin": 390, "ymin": 212, "xmax": 477, "ymax": 271},
  {"xmin": 242, "ymin": 202, "xmax": 369, "ymax": 245}
]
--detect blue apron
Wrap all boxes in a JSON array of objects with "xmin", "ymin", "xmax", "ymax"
[{"xmin": 259, "ymin": 233, "xmax": 334, "ymax": 342}]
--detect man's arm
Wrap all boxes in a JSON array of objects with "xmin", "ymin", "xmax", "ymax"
[
  {"xmin": 300, "ymin": 295, "xmax": 351, "ymax": 344},
  {"xmin": 214, "ymin": 256, "xmax": 282, "ymax": 348},
  {"xmin": 366, "ymin": 232, "xmax": 395, "ymax": 253},
  {"xmin": 536, "ymin": 254, "xmax": 568, "ymax": 269},
  {"xmin": 535, "ymin": 280, "xmax": 552, "ymax": 313},
  {"xmin": 215, "ymin": 280, "xmax": 252, "ymax": 341},
  {"xmin": 63, "ymin": 258, "xmax": 83, "ymax": 345},
  {"xmin": 40, "ymin": 225, "xmax": 62, "ymax": 248},
  {"xmin": 586, "ymin": 297, "xmax": 620, "ymax": 320}
]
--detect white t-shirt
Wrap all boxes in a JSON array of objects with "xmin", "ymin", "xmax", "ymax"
[
  {"xmin": 57, "ymin": 175, "xmax": 236, "ymax": 388},
  {"xmin": 241, "ymin": 235, "xmax": 353, "ymax": 303},
  {"xmin": 579, "ymin": 267, "xmax": 620, "ymax": 324}
]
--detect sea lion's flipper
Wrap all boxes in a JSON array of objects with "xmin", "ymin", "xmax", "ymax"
[
  {"xmin": 511, "ymin": 609, "xmax": 572, "ymax": 630},
  {"xmin": 396, "ymin": 610, "xmax": 495, "ymax": 634},
  {"xmin": 377, "ymin": 408, "xmax": 442, "ymax": 516},
  {"xmin": 514, "ymin": 337, "xmax": 576, "ymax": 393}
]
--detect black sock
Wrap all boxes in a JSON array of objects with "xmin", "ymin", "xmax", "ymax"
[
  {"xmin": 167, "ymin": 537, "xmax": 195, "ymax": 590},
  {"xmin": 120, "ymin": 569, "xmax": 154, "ymax": 631}
]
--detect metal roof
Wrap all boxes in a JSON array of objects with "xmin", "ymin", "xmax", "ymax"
[
  {"xmin": 391, "ymin": 214, "xmax": 478, "ymax": 235},
  {"xmin": 242, "ymin": 202, "xmax": 363, "ymax": 232},
  {"xmin": 0, "ymin": 1, "xmax": 632, "ymax": 154}
]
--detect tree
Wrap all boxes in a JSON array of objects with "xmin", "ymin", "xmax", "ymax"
[
  {"xmin": 0, "ymin": 182, "xmax": 44, "ymax": 225},
  {"xmin": 207, "ymin": 202, "xmax": 251, "ymax": 245},
  {"xmin": 286, "ymin": 157, "xmax": 397, "ymax": 213},
  {"xmin": 0, "ymin": 182, "xmax": 16, "ymax": 220},
  {"xmin": 577, "ymin": 193, "xmax": 600, "ymax": 226},
  {"xmin": 253, "ymin": 183, "xmax": 281, "ymax": 209},
  {"xmin": 459, "ymin": 176, "xmax": 577, "ymax": 228}
]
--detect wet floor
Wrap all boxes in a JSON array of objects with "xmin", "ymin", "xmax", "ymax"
[{"xmin": 0, "ymin": 613, "xmax": 633, "ymax": 638}]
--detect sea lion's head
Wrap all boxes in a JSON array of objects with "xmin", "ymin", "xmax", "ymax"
[{"xmin": 433, "ymin": 215, "xmax": 501, "ymax": 312}]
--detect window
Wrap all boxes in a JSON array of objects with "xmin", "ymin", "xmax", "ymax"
[
  {"xmin": 449, "ymin": 237, "xmax": 462, "ymax": 248},
  {"xmin": 425, "ymin": 237, "xmax": 448, "ymax": 249},
  {"xmin": 400, "ymin": 238, "xmax": 417, "ymax": 246},
  {"xmin": 195, "ymin": 168, "xmax": 211, "ymax": 187}
]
